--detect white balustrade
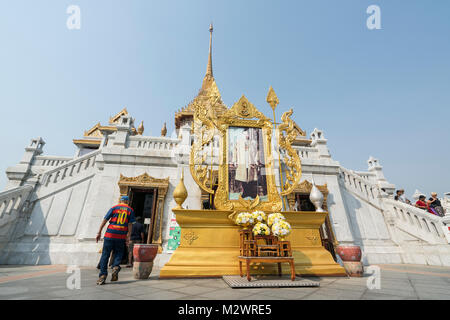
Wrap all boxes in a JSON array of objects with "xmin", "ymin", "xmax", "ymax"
[
  {"xmin": 41, "ymin": 150, "xmax": 100, "ymax": 188},
  {"xmin": 385, "ymin": 198, "xmax": 448, "ymax": 244},
  {"xmin": 33, "ymin": 156, "xmax": 72, "ymax": 167},
  {"xmin": 354, "ymin": 171, "xmax": 376, "ymax": 182},
  {"xmin": 128, "ymin": 136, "xmax": 180, "ymax": 151},
  {"xmin": 293, "ymin": 146, "xmax": 319, "ymax": 159},
  {"xmin": 0, "ymin": 185, "xmax": 33, "ymax": 222},
  {"xmin": 339, "ymin": 166, "xmax": 450, "ymax": 244},
  {"xmin": 339, "ymin": 167, "xmax": 382, "ymax": 207}
]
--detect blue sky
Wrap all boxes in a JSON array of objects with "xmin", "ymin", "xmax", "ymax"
[{"xmin": 0, "ymin": 0, "xmax": 449, "ymax": 198}]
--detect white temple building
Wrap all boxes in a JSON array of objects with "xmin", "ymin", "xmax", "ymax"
[{"xmin": 1, "ymin": 27, "xmax": 450, "ymax": 269}]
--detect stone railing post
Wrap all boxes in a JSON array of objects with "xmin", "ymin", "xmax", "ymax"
[
  {"xmin": 5, "ymin": 137, "xmax": 45, "ymax": 189},
  {"xmin": 113, "ymin": 115, "xmax": 133, "ymax": 148},
  {"xmin": 367, "ymin": 156, "xmax": 395, "ymax": 195},
  {"xmin": 310, "ymin": 128, "xmax": 331, "ymax": 159}
]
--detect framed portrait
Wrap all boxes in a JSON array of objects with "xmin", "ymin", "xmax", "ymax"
[
  {"xmin": 213, "ymin": 96, "xmax": 283, "ymax": 212},
  {"xmin": 227, "ymin": 126, "xmax": 268, "ymax": 201}
]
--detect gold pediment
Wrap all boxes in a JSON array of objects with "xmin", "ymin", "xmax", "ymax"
[
  {"xmin": 222, "ymin": 95, "xmax": 270, "ymax": 122},
  {"xmin": 84, "ymin": 123, "xmax": 103, "ymax": 138},
  {"xmin": 118, "ymin": 173, "xmax": 170, "ymax": 189},
  {"xmin": 109, "ymin": 107, "xmax": 129, "ymax": 125}
]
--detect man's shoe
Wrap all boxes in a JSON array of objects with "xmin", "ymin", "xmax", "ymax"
[
  {"xmin": 96, "ymin": 275, "xmax": 106, "ymax": 285},
  {"xmin": 111, "ymin": 266, "xmax": 120, "ymax": 282}
]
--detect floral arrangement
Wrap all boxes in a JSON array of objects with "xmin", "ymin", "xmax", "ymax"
[
  {"xmin": 235, "ymin": 212, "xmax": 254, "ymax": 228},
  {"xmin": 267, "ymin": 212, "xmax": 286, "ymax": 227},
  {"xmin": 271, "ymin": 220, "xmax": 292, "ymax": 239},
  {"xmin": 251, "ymin": 210, "xmax": 267, "ymax": 223},
  {"xmin": 252, "ymin": 222, "xmax": 271, "ymax": 236}
]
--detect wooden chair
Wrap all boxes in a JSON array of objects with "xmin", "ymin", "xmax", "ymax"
[
  {"xmin": 239, "ymin": 230, "xmax": 253, "ymax": 256},
  {"xmin": 255, "ymin": 235, "xmax": 279, "ymax": 257},
  {"xmin": 243, "ymin": 240, "xmax": 257, "ymax": 256},
  {"xmin": 278, "ymin": 240, "xmax": 292, "ymax": 257}
]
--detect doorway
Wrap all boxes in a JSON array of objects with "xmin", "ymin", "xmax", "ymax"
[
  {"xmin": 129, "ymin": 188, "xmax": 158, "ymax": 244},
  {"xmin": 117, "ymin": 173, "xmax": 169, "ymax": 251}
]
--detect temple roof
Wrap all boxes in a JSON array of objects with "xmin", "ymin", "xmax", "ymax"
[{"xmin": 74, "ymin": 108, "xmax": 140, "ymax": 148}]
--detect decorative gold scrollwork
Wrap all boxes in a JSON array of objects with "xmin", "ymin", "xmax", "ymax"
[
  {"xmin": 183, "ymin": 231, "xmax": 199, "ymax": 245},
  {"xmin": 190, "ymin": 100, "xmax": 216, "ymax": 194},
  {"xmin": 277, "ymin": 109, "xmax": 302, "ymax": 195}
]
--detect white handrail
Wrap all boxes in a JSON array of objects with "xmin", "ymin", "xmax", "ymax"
[
  {"xmin": 0, "ymin": 185, "xmax": 33, "ymax": 219},
  {"xmin": 339, "ymin": 166, "xmax": 382, "ymax": 208},
  {"xmin": 128, "ymin": 136, "xmax": 180, "ymax": 151},
  {"xmin": 384, "ymin": 198, "xmax": 447, "ymax": 243},
  {"xmin": 41, "ymin": 149, "xmax": 101, "ymax": 186}
]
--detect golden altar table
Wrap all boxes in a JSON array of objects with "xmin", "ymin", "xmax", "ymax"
[{"xmin": 159, "ymin": 209, "xmax": 346, "ymax": 278}]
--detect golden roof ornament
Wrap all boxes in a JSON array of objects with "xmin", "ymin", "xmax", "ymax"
[
  {"xmin": 173, "ymin": 168, "xmax": 188, "ymax": 209},
  {"xmin": 161, "ymin": 122, "xmax": 167, "ymax": 137},
  {"xmin": 206, "ymin": 23, "xmax": 213, "ymax": 78},
  {"xmin": 266, "ymin": 86, "xmax": 279, "ymax": 112},
  {"xmin": 137, "ymin": 121, "xmax": 144, "ymax": 135}
]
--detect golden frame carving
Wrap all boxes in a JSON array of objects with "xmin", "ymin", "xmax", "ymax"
[
  {"xmin": 118, "ymin": 173, "xmax": 169, "ymax": 249},
  {"xmin": 278, "ymin": 109, "xmax": 302, "ymax": 195},
  {"xmin": 213, "ymin": 95, "xmax": 282, "ymax": 213}
]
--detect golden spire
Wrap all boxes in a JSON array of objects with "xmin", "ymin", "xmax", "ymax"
[
  {"xmin": 161, "ymin": 122, "xmax": 167, "ymax": 137},
  {"xmin": 205, "ymin": 23, "xmax": 213, "ymax": 78},
  {"xmin": 137, "ymin": 121, "xmax": 144, "ymax": 135}
]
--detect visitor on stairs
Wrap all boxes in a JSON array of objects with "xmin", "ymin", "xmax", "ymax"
[
  {"xmin": 428, "ymin": 192, "xmax": 445, "ymax": 217},
  {"xmin": 395, "ymin": 189, "xmax": 411, "ymax": 205},
  {"xmin": 415, "ymin": 195, "xmax": 428, "ymax": 211}
]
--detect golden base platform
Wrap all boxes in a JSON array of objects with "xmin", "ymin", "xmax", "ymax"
[{"xmin": 159, "ymin": 209, "xmax": 346, "ymax": 278}]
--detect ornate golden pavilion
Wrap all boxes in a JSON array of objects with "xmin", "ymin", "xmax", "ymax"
[{"xmin": 160, "ymin": 25, "xmax": 345, "ymax": 278}]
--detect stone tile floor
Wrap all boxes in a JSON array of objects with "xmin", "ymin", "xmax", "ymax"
[{"xmin": 1, "ymin": 264, "xmax": 450, "ymax": 300}]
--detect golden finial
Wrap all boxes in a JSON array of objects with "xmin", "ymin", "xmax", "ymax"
[
  {"xmin": 137, "ymin": 121, "xmax": 144, "ymax": 135},
  {"xmin": 205, "ymin": 23, "xmax": 213, "ymax": 78},
  {"xmin": 266, "ymin": 86, "xmax": 279, "ymax": 111},
  {"xmin": 173, "ymin": 168, "xmax": 188, "ymax": 210},
  {"xmin": 161, "ymin": 122, "xmax": 167, "ymax": 137}
]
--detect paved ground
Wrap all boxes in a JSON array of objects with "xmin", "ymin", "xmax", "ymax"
[{"xmin": 1, "ymin": 264, "xmax": 450, "ymax": 300}]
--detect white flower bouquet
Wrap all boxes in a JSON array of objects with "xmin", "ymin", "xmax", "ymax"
[
  {"xmin": 235, "ymin": 212, "xmax": 254, "ymax": 229},
  {"xmin": 267, "ymin": 212, "xmax": 286, "ymax": 227},
  {"xmin": 251, "ymin": 210, "xmax": 267, "ymax": 223},
  {"xmin": 252, "ymin": 222, "xmax": 271, "ymax": 236},
  {"xmin": 271, "ymin": 220, "xmax": 291, "ymax": 240}
]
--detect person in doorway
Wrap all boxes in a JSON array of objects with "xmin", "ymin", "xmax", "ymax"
[
  {"xmin": 415, "ymin": 195, "xmax": 428, "ymax": 210},
  {"xmin": 96, "ymin": 195, "xmax": 135, "ymax": 285},
  {"xmin": 428, "ymin": 192, "xmax": 445, "ymax": 217},
  {"xmin": 126, "ymin": 216, "xmax": 145, "ymax": 267}
]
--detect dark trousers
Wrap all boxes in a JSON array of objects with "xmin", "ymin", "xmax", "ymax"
[
  {"xmin": 241, "ymin": 181, "xmax": 257, "ymax": 199},
  {"xmin": 99, "ymin": 238, "xmax": 125, "ymax": 277}
]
